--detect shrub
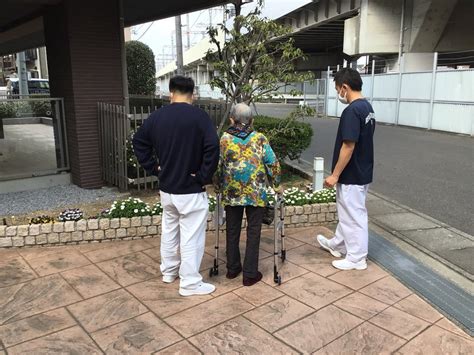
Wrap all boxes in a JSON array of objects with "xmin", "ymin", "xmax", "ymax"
[
  {"xmin": 282, "ymin": 187, "xmax": 311, "ymax": 206},
  {"xmin": 31, "ymin": 100, "xmax": 52, "ymax": 117},
  {"xmin": 0, "ymin": 102, "xmax": 15, "ymax": 119},
  {"xmin": 253, "ymin": 115, "xmax": 313, "ymax": 161},
  {"xmin": 267, "ymin": 187, "xmax": 336, "ymax": 206},
  {"xmin": 151, "ymin": 202, "xmax": 163, "ymax": 216},
  {"xmin": 30, "ymin": 215, "xmax": 55, "ymax": 224},
  {"xmin": 15, "ymin": 101, "xmax": 32, "ymax": 116},
  {"xmin": 106, "ymin": 197, "xmax": 151, "ymax": 218},
  {"xmin": 58, "ymin": 209, "xmax": 84, "ymax": 222},
  {"xmin": 208, "ymin": 195, "xmax": 217, "ymax": 212},
  {"xmin": 309, "ymin": 188, "xmax": 336, "ymax": 204},
  {"xmin": 126, "ymin": 41, "xmax": 156, "ymax": 95}
]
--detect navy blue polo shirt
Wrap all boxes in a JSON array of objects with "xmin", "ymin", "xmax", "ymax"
[{"xmin": 332, "ymin": 98, "xmax": 376, "ymax": 185}]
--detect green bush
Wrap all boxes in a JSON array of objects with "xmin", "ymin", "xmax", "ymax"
[
  {"xmin": 253, "ymin": 115, "xmax": 313, "ymax": 161},
  {"xmin": 126, "ymin": 41, "xmax": 156, "ymax": 95},
  {"xmin": 106, "ymin": 197, "xmax": 151, "ymax": 218},
  {"xmin": 0, "ymin": 102, "xmax": 15, "ymax": 119},
  {"xmin": 31, "ymin": 100, "xmax": 52, "ymax": 117}
]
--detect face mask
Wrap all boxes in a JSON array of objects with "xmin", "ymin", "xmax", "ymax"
[{"xmin": 338, "ymin": 89, "xmax": 348, "ymax": 104}]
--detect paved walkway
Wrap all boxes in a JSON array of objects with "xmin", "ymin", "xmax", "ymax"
[{"xmin": 0, "ymin": 226, "xmax": 472, "ymax": 354}]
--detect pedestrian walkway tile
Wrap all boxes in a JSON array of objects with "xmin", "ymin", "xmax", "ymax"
[
  {"xmin": 359, "ymin": 276, "xmax": 412, "ymax": 305},
  {"xmin": 0, "ymin": 227, "xmax": 471, "ymax": 353},
  {"xmin": 396, "ymin": 325, "xmax": 474, "ymax": 354},
  {"xmin": 67, "ymin": 289, "xmax": 147, "ymax": 332},
  {"xmin": 275, "ymin": 305, "xmax": 363, "ymax": 353},
  {"xmin": 333, "ymin": 292, "xmax": 389, "ymax": 320},
  {"xmin": 393, "ymin": 294, "xmax": 443, "ymax": 323},
  {"xmin": 314, "ymin": 322, "xmax": 406, "ymax": 355},
  {"xmin": 189, "ymin": 316, "xmax": 298, "ymax": 354},
  {"xmin": 244, "ymin": 295, "xmax": 314, "ymax": 333},
  {"xmin": 91, "ymin": 312, "xmax": 182, "ymax": 354}
]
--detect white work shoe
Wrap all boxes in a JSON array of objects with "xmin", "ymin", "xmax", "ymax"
[
  {"xmin": 316, "ymin": 235, "xmax": 342, "ymax": 258},
  {"xmin": 179, "ymin": 282, "xmax": 216, "ymax": 297},
  {"xmin": 162, "ymin": 275, "xmax": 178, "ymax": 283},
  {"xmin": 332, "ymin": 258, "xmax": 367, "ymax": 270}
]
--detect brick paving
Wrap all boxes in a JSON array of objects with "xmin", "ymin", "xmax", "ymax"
[{"xmin": 0, "ymin": 226, "xmax": 472, "ymax": 354}]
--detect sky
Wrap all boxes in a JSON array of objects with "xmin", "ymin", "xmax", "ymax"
[{"xmin": 131, "ymin": 0, "xmax": 311, "ymax": 70}]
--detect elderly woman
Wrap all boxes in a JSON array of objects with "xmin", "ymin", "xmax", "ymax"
[{"xmin": 216, "ymin": 103, "xmax": 281, "ymax": 286}]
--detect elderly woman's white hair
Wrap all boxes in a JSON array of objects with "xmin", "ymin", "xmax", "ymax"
[{"xmin": 230, "ymin": 103, "xmax": 253, "ymax": 126}]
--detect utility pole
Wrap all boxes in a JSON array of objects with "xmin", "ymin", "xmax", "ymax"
[
  {"xmin": 16, "ymin": 51, "xmax": 29, "ymax": 96},
  {"xmin": 186, "ymin": 13, "xmax": 191, "ymax": 50},
  {"xmin": 175, "ymin": 15, "xmax": 184, "ymax": 75}
]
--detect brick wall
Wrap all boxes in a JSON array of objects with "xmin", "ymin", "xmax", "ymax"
[{"xmin": 44, "ymin": 0, "xmax": 124, "ymax": 188}]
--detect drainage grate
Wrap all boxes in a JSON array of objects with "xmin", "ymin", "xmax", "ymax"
[{"xmin": 369, "ymin": 230, "xmax": 474, "ymax": 336}]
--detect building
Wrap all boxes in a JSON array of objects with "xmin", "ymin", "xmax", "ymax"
[
  {"xmin": 0, "ymin": 0, "xmax": 229, "ymax": 191},
  {"xmin": 0, "ymin": 47, "xmax": 49, "ymax": 86}
]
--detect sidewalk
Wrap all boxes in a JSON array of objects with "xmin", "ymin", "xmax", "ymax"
[{"xmin": 0, "ymin": 227, "xmax": 472, "ymax": 354}]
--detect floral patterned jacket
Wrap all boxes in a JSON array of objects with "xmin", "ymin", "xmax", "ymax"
[{"xmin": 216, "ymin": 126, "xmax": 281, "ymax": 207}]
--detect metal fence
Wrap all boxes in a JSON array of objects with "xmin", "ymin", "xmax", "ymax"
[
  {"xmin": 302, "ymin": 79, "xmax": 327, "ymax": 117},
  {"xmin": 98, "ymin": 102, "xmax": 129, "ymax": 190},
  {"xmin": 326, "ymin": 53, "xmax": 474, "ymax": 136},
  {"xmin": 0, "ymin": 96, "xmax": 69, "ymax": 181},
  {"xmin": 98, "ymin": 99, "xmax": 227, "ymax": 191}
]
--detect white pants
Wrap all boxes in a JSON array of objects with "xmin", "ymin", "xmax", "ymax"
[
  {"xmin": 328, "ymin": 184, "xmax": 369, "ymax": 263},
  {"xmin": 160, "ymin": 191, "xmax": 209, "ymax": 290}
]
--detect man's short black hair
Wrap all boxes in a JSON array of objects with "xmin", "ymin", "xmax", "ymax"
[
  {"xmin": 169, "ymin": 76, "xmax": 194, "ymax": 95},
  {"xmin": 333, "ymin": 68, "xmax": 363, "ymax": 91}
]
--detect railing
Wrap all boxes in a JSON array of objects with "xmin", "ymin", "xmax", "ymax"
[
  {"xmin": 98, "ymin": 98, "xmax": 227, "ymax": 191},
  {"xmin": 98, "ymin": 103, "xmax": 129, "ymax": 191},
  {"xmin": 0, "ymin": 96, "xmax": 69, "ymax": 181}
]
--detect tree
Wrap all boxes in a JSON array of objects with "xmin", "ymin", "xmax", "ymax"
[
  {"xmin": 206, "ymin": 0, "xmax": 313, "ymax": 132},
  {"xmin": 126, "ymin": 41, "xmax": 156, "ymax": 95}
]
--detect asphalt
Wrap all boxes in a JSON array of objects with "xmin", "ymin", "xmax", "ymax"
[{"xmin": 255, "ymin": 103, "xmax": 474, "ymax": 236}]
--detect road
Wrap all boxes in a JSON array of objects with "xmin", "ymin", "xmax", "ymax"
[{"xmin": 255, "ymin": 103, "xmax": 474, "ymax": 235}]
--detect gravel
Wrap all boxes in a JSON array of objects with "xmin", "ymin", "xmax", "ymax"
[{"xmin": 0, "ymin": 185, "xmax": 128, "ymax": 216}]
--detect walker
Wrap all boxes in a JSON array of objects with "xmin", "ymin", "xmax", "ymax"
[
  {"xmin": 209, "ymin": 193, "xmax": 224, "ymax": 277},
  {"xmin": 208, "ymin": 193, "xmax": 286, "ymax": 285},
  {"xmin": 273, "ymin": 193, "xmax": 286, "ymax": 285}
]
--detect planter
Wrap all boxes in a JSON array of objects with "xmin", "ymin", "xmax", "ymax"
[{"xmin": 0, "ymin": 203, "xmax": 337, "ymax": 248}]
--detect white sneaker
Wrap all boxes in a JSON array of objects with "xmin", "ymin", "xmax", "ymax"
[
  {"xmin": 162, "ymin": 275, "xmax": 178, "ymax": 283},
  {"xmin": 179, "ymin": 282, "xmax": 216, "ymax": 297},
  {"xmin": 332, "ymin": 259, "xmax": 367, "ymax": 270},
  {"xmin": 316, "ymin": 235, "xmax": 342, "ymax": 258}
]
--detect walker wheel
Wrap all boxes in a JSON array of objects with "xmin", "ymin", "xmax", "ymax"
[
  {"xmin": 209, "ymin": 266, "xmax": 219, "ymax": 277},
  {"xmin": 277, "ymin": 276, "xmax": 282, "ymax": 285}
]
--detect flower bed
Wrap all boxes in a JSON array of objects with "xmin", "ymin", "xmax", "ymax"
[{"xmin": 0, "ymin": 189, "xmax": 337, "ymax": 248}]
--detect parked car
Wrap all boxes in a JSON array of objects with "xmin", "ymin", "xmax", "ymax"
[{"xmin": 9, "ymin": 78, "xmax": 50, "ymax": 96}]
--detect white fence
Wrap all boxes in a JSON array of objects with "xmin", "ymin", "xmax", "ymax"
[{"xmin": 326, "ymin": 58, "xmax": 474, "ymax": 136}]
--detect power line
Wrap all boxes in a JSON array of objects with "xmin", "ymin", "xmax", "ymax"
[
  {"xmin": 137, "ymin": 21, "xmax": 154, "ymax": 40},
  {"xmin": 190, "ymin": 10, "xmax": 205, "ymax": 30}
]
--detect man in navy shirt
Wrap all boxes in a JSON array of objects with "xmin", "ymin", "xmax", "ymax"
[
  {"xmin": 133, "ymin": 76, "xmax": 219, "ymax": 295},
  {"xmin": 317, "ymin": 68, "xmax": 376, "ymax": 271}
]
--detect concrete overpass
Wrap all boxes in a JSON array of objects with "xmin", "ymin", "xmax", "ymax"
[{"xmin": 277, "ymin": 0, "xmax": 474, "ymax": 72}]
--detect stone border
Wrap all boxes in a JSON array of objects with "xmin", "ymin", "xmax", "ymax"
[{"xmin": 0, "ymin": 203, "xmax": 337, "ymax": 248}]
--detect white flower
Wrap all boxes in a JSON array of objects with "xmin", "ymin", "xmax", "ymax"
[
  {"xmin": 134, "ymin": 209, "xmax": 138, "ymax": 213},
  {"xmin": 141, "ymin": 209, "xmax": 144, "ymax": 212}
]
